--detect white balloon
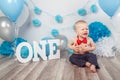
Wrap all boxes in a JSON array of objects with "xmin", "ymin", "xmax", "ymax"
[
  {"xmin": 0, "ymin": 10, "xmax": 4, "ymax": 16},
  {"xmin": 0, "ymin": 5, "xmax": 30, "ymax": 28},
  {"xmin": 112, "ymin": 7, "xmax": 120, "ymax": 47},
  {"xmin": 55, "ymin": 35, "xmax": 68, "ymax": 51},
  {"xmin": 16, "ymin": 5, "xmax": 30, "ymax": 28},
  {"xmin": 112, "ymin": 8, "xmax": 120, "ymax": 33}
]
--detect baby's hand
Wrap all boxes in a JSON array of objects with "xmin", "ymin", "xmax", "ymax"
[
  {"xmin": 72, "ymin": 44, "xmax": 79, "ymax": 53},
  {"xmin": 80, "ymin": 44, "xmax": 90, "ymax": 52},
  {"xmin": 74, "ymin": 45, "xmax": 80, "ymax": 53}
]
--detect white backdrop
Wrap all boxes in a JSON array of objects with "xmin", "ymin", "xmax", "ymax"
[
  {"xmin": 18, "ymin": 0, "xmax": 118, "ymax": 43},
  {"xmin": 0, "ymin": 0, "xmax": 120, "ymax": 44}
]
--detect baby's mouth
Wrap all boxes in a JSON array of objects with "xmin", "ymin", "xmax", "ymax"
[{"xmin": 83, "ymin": 33, "xmax": 88, "ymax": 35}]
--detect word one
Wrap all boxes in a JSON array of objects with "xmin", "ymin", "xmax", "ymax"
[{"xmin": 16, "ymin": 39, "xmax": 60, "ymax": 63}]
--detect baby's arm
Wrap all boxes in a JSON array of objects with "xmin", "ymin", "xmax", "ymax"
[
  {"xmin": 87, "ymin": 38, "xmax": 96, "ymax": 51},
  {"xmin": 68, "ymin": 39, "xmax": 79, "ymax": 53},
  {"xmin": 82, "ymin": 38, "xmax": 96, "ymax": 52}
]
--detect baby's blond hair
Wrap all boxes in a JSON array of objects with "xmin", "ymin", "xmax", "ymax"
[{"xmin": 74, "ymin": 20, "xmax": 87, "ymax": 30}]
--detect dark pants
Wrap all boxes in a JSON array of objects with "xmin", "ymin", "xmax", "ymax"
[{"xmin": 69, "ymin": 52, "xmax": 100, "ymax": 69}]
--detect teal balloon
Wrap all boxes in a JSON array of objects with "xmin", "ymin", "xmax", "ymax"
[
  {"xmin": 98, "ymin": 0, "xmax": 120, "ymax": 17},
  {"xmin": 55, "ymin": 35, "xmax": 68, "ymax": 51},
  {"xmin": 0, "ymin": 0, "xmax": 24, "ymax": 22}
]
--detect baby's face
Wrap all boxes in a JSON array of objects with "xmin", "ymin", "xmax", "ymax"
[{"xmin": 75, "ymin": 23, "xmax": 89, "ymax": 38}]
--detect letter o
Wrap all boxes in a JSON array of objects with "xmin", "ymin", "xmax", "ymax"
[{"xmin": 16, "ymin": 42, "xmax": 33, "ymax": 63}]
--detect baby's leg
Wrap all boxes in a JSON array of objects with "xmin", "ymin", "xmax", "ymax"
[
  {"xmin": 89, "ymin": 64, "xmax": 96, "ymax": 73},
  {"xmin": 86, "ymin": 53, "xmax": 100, "ymax": 69},
  {"xmin": 85, "ymin": 62, "xmax": 91, "ymax": 68},
  {"xmin": 85, "ymin": 61, "xmax": 96, "ymax": 73},
  {"xmin": 69, "ymin": 54, "xmax": 86, "ymax": 67}
]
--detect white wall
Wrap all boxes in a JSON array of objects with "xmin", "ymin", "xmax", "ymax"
[{"xmin": 0, "ymin": 0, "xmax": 120, "ymax": 44}]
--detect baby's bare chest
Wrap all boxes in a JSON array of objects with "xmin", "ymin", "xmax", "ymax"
[{"xmin": 80, "ymin": 43, "xmax": 90, "ymax": 47}]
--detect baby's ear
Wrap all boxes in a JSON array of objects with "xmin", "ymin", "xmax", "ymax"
[
  {"xmin": 76, "ymin": 33, "xmax": 79, "ymax": 37},
  {"xmin": 75, "ymin": 28, "xmax": 78, "ymax": 32}
]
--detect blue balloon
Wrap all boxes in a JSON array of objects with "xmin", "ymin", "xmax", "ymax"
[
  {"xmin": 0, "ymin": 0, "xmax": 24, "ymax": 22},
  {"xmin": 98, "ymin": 0, "xmax": 120, "ymax": 17}
]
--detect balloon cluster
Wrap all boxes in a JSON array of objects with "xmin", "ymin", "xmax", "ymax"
[
  {"xmin": 0, "ymin": 0, "xmax": 30, "ymax": 42},
  {"xmin": 0, "ymin": 0, "xmax": 31, "ymax": 57},
  {"xmin": 89, "ymin": 21, "xmax": 111, "ymax": 42}
]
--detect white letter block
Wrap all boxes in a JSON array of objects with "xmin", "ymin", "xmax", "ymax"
[
  {"xmin": 16, "ymin": 42, "xmax": 33, "ymax": 63},
  {"xmin": 32, "ymin": 41, "xmax": 47, "ymax": 61},
  {"xmin": 48, "ymin": 39, "xmax": 60, "ymax": 60}
]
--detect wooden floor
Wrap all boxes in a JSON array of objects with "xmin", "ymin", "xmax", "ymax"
[{"xmin": 0, "ymin": 51, "xmax": 120, "ymax": 80}]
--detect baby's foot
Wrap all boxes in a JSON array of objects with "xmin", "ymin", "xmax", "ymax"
[
  {"xmin": 90, "ymin": 65, "xmax": 96, "ymax": 73},
  {"xmin": 85, "ymin": 62, "xmax": 91, "ymax": 68}
]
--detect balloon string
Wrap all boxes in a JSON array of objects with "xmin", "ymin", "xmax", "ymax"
[
  {"xmin": 109, "ymin": 18, "xmax": 118, "ymax": 48},
  {"xmin": 28, "ymin": 0, "xmax": 91, "ymax": 17},
  {"xmin": 15, "ymin": 23, "xmax": 19, "ymax": 49},
  {"xmin": 29, "ymin": 0, "xmax": 36, "ymax": 7},
  {"xmin": 83, "ymin": 0, "xmax": 90, "ymax": 8}
]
